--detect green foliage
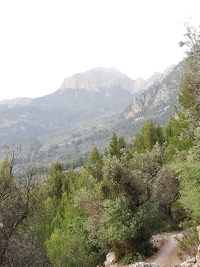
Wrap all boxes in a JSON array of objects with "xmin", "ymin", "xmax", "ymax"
[
  {"xmin": 176, "ymin": 226, "xmax": 199, "ymax": 260},
  {"xmin": 91, "ymin": 196, "xmax": 157, "ymax": 259},
  {"xmin": 98, "ymin": 197, "xmax": 142, "ymax": 243},
  {"xmin": 179, "ymin": 25, "xmax": 200, "ymax": 123},
  {"xmin": 171, "ymin": 127, "xmax": 200, "ymax": 223},
  {"xmin": 0, "ymin": 156, "xmax": 14, "ymax": 200},
  {"xmin": 133, "ymin": 119, "xmax": 165, "ymax": 153},
  {"xmin": 47, "ymin": 161, "xmax": 65, "ymax": 202},
  {"xmin": 176, "ymin": 162, "xmax": 200, "ymax": 221},
  {"xmin": 153, "ymin": 165, "xmax": 180, "ymax": 225},
  {"xmin": 164, "ymin": 111, "xmax": 193, "ymax": 162},
  {"xmin": 100, "ymin": 152, "xmax": 133, "ymax": 199},
  {"xmin": 0, "ymin": 150, "xmax": 50, "ymax": 266},
  {"xmin": 187, "ymin": 127, "xmax": 200, "ymax": 162},
  {"xmin": 105, "ymin": 132, "xmax": 127, "ymax": 158},
  {"xmin": 80, "ymin": 145, "xmax": 167, "ymax": 260},
  {"xmin": 84, "ymin": 146, "xmax": 103, "ymax": 181},
  {"xmin": 41, "ymin": 161, "xmax": 104, "ymax": 267},
  {"xmin": 178, "ymin": 25, "xmax": 200, "ymax": 141},
  {"xmin": 120, "ymin": 253, "xmax": 144, "ymax": 265},
  {"xmin": 46, "ymin": 218, "xmax": 101, "ymax": 267},
  {"xmin": 131, "ymin": 143, "xmax": 166, "ymax": 184}
]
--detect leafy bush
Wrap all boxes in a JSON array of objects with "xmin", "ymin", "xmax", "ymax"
[{"xmin": 120, "ymin": 253, "xmax": 144, "ymax": 264}]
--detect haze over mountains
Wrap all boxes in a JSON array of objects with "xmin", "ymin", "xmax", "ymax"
[
  {"xmin": 0, "ymin": 63, "xmax": 184, "ymax": 163},
  {"xmin": 59, "ymin": 65, "xmax": 176, "ymax": 94}
]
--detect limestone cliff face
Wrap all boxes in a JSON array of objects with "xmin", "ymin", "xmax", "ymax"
[
  {"xmin": 59, "ymin": 67, "xmax": 136, "ymax": 93},
  {"xmin": 122, "ymin": 63, "xmax": 183, "ymax": 120},
  {"xmin": 59, "ymin": 66, "xmax": 176, "ymax": 95}
]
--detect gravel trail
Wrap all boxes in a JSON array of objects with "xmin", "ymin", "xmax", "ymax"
[{"xmin": 146, "ymin": 234, "xmax": 187, "ymax": 267}]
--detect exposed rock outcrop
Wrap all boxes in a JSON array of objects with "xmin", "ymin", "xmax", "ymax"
[
  {"xmin": 103, "ymin": 255, "xmax": 159, "ymax": 267},
  {"xmin": 59, "ymin": 67, "xmax": 135, "ymax": 93},
  {"xmin": 177, "ymin": 257, "xmax": 197, "ymax": 267},
  {"xmin": 104, "ymin": 252, "xmax": 117, "ymax": 266},
  {"xmin": 59, "ymin": 66, "xmax": 176, "ymax": 95},
  {"xmin": 122, "ymin": 62, "xmax": 183, "ymax": 120},
  {"xmin": 103, "ymin": 252, "xmax": 159, "ymax": 267}
]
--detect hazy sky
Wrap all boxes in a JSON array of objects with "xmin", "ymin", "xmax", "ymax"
[{"xmin": 0, "ymin": 0, "xmax": 199, "ymax": 101}]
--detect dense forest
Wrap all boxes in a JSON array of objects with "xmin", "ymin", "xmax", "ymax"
[{"xmin": 1, "ymin": 25, "xmax": 200, "ymax": 267}]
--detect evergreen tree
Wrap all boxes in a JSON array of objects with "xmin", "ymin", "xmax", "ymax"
[
  {"xmin": 164, "ymin": 112, "xmax": 193, "ymax": 161},
  {"xmin": 105, "ymin": 132, "xmax": 126, "ymax": 158},
  {"xmin": 133, "ymin": 119, "xmax": 165, "ymax": 153},
  {"xmin": 84, "ymin": 146, "xmax": 103, "ymax": 181}
]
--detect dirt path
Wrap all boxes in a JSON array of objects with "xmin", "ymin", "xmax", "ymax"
[{"xmin": 146, "ymin": 234, "xmax": 187, "ymax": 267}]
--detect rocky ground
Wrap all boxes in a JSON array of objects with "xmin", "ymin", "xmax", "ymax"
[
  {"xmin": 146, "ymin": 234, "xmax": 188, "ymax": 267},
  {"xmin": 104, "ymin": 229, "xmax": 200, "ymax": 267}
]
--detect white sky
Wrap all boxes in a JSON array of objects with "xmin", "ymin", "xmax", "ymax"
[{"xmin": 0, "ymin": 0, "xmax": 199, "ymax": 101}]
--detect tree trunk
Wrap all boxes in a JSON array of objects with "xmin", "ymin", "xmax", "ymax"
[{"xmin": 159, "ymin": 204, "xmax": 175, "ymax": 225}]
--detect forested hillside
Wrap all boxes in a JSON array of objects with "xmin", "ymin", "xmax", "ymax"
[{"xmin": 0, "ymin": 25, "xmax": 200, "ymax": 267}]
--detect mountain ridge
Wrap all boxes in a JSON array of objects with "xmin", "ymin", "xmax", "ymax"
[
  {"xmin": 59, "ymin": 66, "xmax": 135, "ymax": 93},
  {"xmin": 0, "ymin": 65, "xmax": 176, "ymax": 104},
  {"xmin": 59, "ymin": 65, "xmax": 176, "ymax": 95},
  {"xmin": 122, "ymin": 62, "xmax": 183, "ymax": 120},
  {"xmin": 0, "ymin": 64, "xmax": 184, "ymax": 163}
]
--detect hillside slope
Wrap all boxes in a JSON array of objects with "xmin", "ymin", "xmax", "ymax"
[{"xmin": 0, "ymin": 64, "xmax": 184, "ymax": 163}]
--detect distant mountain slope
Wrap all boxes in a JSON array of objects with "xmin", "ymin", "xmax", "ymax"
[
  {"xmin": 0, "ymin": 67, "xmax": 137, "ymax": 144},
  {"xmin": 0, "ymin": 87, "xmax": 132, "ymax": 141},
  {"xmin": 121, "ymin": 62, "xmax": 184, "ymax": 121},
  {"xmin": 0, "ymin": 98, "xmax": 33, "ymax": 110},
  {"xmin": 0, "ymin": 64, "xmax": 184, "ymax": 163}
]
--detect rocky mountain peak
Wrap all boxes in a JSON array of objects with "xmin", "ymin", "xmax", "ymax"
[
  {"xmin": 133, "ymin": 77, "xmax": 147, "ymax": 92},
  {"xmin": 59, "ymin": 66, "xmax": 135, "ymax": 93},
  {"xmin": 146, "ymin": 65, "xmax": 175, "ymax": 87},
  {"xmin": 122, "ymin": 62, "xmax": 183, "ymax": 120},
  {"xmin": 58, "ymin": 65, "xmax": 176, "ymax": 95}
]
